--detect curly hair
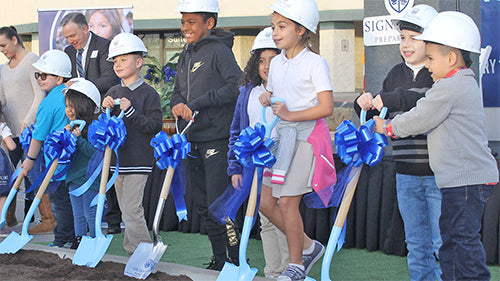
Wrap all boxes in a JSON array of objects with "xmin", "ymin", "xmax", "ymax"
[
  {"xmin": 239, "ymin": 48, "xmax": 280, "ymax": 87},
  {"xmin": 65, "ymin": 90, "xmax": 99, "ymax": 138}
]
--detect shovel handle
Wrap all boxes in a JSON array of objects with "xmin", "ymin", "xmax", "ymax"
[
  {"xmin": 99, "ymin": 146, "xmax": 112, "ymax": 195},
  {"xmin": 11, "ymin": 173, "xmax": 25, "ymax": 191},
  {"xmin": 333, "ymin": 166, "xmax": 362, "ymax": 228},
  {"xmin": 245, "ymin": 168, "xmax": 259, "ymax": 217},
  {"xmin": 159, "ymin": 166, "xmax": 175, "ymax": 200},
  {"xmin": 34, "ymin": 159, "xmax": 59, "ymax": 200}
]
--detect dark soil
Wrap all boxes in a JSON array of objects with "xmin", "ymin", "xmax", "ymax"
[{"xmin": 0, "ymin": 250, "xmax": 192, "ymax": 281}]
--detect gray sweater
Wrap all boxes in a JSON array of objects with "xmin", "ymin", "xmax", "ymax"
[{"xmin": 392, "ymin": 69, "xmax": 498, "ymax": 188}]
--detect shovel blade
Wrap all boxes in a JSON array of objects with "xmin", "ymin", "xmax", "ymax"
[
  {"xmin": 0, "ymin": 231, "xmax": 33, "ymax": 254},
  {"xmin": 72, "ymin": 234, "xmax": 113, "ymax": 267},
  {"xmin": 124, "ymin": 241, "xmax": 168, "ymax": 279},
  {"xmin": 216, "ymin": 261, "xmax": 257, "ymax": 281}
]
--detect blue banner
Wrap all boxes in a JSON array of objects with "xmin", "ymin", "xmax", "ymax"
[{"xmin": 481, "ymin": 0, "xmax": 500, "ymax": 107}]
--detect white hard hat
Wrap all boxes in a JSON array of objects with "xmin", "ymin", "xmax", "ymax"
[
  {"xmin": 33, "ymin": 49, "xmax": 72, "ymax": 78},
  {"xmin": 392, "ymin": 5, "xmax": 438, "ymax": 33},
  {"xmin": 63, "ymin": 79, "xmax": 101, "ymax": 114},
  {"xmin": 251, "ymin": 27, "xmax": 277, "ymax": 53},
  {"xmin": 174, "ymin": 0, "xmax": 220, "ymax": 13},
  {"xmin": 107, "ymin": 33, "xmax": 148, "ymax": 61},
  {"xmin": 269, "ymin": 0, "xmax": 319, "ymax": 34},
  {"xmin": 414, "ymin": 11, "xmax": 480, "ymax": 54}
]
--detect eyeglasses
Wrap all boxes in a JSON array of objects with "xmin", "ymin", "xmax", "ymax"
[{"xmin": 34, "ymin": 72, "xmax": 54, "ymax": 81}]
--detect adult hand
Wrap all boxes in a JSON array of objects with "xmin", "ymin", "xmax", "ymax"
[
  {"xmin": 231, "ymin": 174, "xmax": 242, "ymax": 190},
  {"xmin": 357, "ymin": 92, "xmax": 374, "ymax": 111}
]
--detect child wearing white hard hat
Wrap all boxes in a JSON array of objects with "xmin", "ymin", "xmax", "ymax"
[
  {"xmin": 102, "ymin": 33, "xmax": 163, "ymax": 255},
  {"xmin": 355, "ymin": 5, "xmax": 442, "ymax": 280},
  {"xmin": 63, "ymin": 79, "xmax": 101, "ymax": 249},
  {"xmin": 171, "ymin": 0, "xmax": 243, "ymax": 270},
  {"xmin": 374, "ymin": 11, "xmax": 499, "ymax": 281},
  {"xmin": 226, "ymin": 27, "xmax": 289, "ymax": 279},
  {"xmin": 258, "ymin": 0, "xmax": 336, "ymax": 280},
  {"xmin": 21, "ymin": 49, "xmax": 74, "ymax": 247}
]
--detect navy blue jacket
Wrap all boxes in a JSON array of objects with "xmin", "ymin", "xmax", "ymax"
[{"xmin": 227, "ymin": 85, "xmax": 252, "ymax": 177}]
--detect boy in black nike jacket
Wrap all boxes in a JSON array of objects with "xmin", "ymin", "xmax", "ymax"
[{"xmin": 171, "ymin": 0, "xmax": 243, "ymax": 270}]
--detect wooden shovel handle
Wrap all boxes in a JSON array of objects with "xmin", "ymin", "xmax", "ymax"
[
  {"xmin": 159, "ymin": 166, "xmax": 175, "ymax": 200},
  {"xmin": 34, "ymin": 159, "xmax": 59, "ymax": 200},
  {"xmin": 245, "ymin": 168, "xmax": 259, "ymax": 217},
  {"xmin": 333, "ymin": 166, "xmax": 362, "ymax": 228},
  {"xmin": 99, "ymin": 146, "xmax": 112, "ymax": 195},
  {"xmin": 11, "ymin": 173, "xmax": 25, "ymax": 191}
]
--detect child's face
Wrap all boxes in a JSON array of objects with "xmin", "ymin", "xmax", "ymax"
[
  {"xmin": 180, "ymin": 13, "xmax": 212, "ymax": 44},
  {"xmin": 271, "ymin": 13, "xmax": 305, "ymax": 52},
  {"xmin": 424, "ymin": 43, "xmax": 452, "ymax": 82},
  {"xmin": 113, "ymin": 54, "xmax": 142, "ymax": 80},
  {"xmin": 258, "ymin": 49, "xmax": 278, "ymax": 84},
  {"xmin": 35, "ymin": 72, "xmax": 61, "ymax": 92},
  {"xmin": 88, "ymin": 12, "xmax": 113, "ymax": 40},
  {"xmin": 399, "ymin": 29, "xmax": 426, "ymax": 66},
  {"xmin": 65, "ymin": 99, "xmax": 76, "ymax": 121}
]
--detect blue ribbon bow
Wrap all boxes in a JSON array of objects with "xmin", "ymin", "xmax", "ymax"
[
  {"xmin": 233, "ymin": 123, "xmax": 276, "ymax": 169},
  {"xmin": 150, "ymin": 131, "xmax": 190, "ymax": 221},
  {"xmin": 19, "ymin": 124, "xmax": 34, "ymax": 152},
  {"xmin": 334, "ymin": 119, "xmax": 387, "ymax": 167}
]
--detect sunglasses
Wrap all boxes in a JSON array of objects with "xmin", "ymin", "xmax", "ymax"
[{"xmin": 34, "ymin": 72, "xmax": 55, "ymax": 81}]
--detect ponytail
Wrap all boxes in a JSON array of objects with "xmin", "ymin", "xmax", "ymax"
[{"xmin": 0, "ymin": 26, "xmax": 23, "ymax": 47}]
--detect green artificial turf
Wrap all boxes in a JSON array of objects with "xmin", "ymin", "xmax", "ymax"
[{"xmin": 37, "ymin": 231, "xmax": 500, "ymax": 280}]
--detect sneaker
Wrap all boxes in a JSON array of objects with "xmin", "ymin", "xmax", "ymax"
[
  {"xmin": 277, "ymin": 265, "xmax": 306, "ymax": 281},
  {"xmin": 70, "ymin": 236, "xmax": 82, "ymax": 250},
  {"xmin": 203, "ymin": 255, "xmax": 227, "ymax": 271},
  {"xmin": 49, "ymin": 241, "xmax": 72, "ymax": 249},
  {"xmin": 302, "ymin": 240, "xmax": 325, "ymax": 275},
  {"xmin": 0, "ymin": 226, "xmax": 14, "ymax": 237}
]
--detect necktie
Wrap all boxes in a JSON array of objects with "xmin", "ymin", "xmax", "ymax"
[{"xmin": 77, "ymin": 49, "xmax": 85, "ymax": 77}]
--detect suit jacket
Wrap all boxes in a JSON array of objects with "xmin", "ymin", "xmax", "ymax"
[{"xmin": 64, "ymin": 32, "xmax": 119, "ymax": 97}]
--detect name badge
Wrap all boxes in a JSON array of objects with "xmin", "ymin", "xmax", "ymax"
[{"xmin": 90, "ymin": 50, "xmax": 98, "ymax": 58}]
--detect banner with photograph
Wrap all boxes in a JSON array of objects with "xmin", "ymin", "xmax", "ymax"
[
  {"xmin": 481, "ymin": 0, "xmax": 499, "ymax": 108},
  {"xmin": 38, "ymin": 7, "xmax": 133, "ymax": 53}
]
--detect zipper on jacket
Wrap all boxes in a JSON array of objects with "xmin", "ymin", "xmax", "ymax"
[{"xmin": 187, "ymin": 56, "xmax": 192, "ymax": 102}]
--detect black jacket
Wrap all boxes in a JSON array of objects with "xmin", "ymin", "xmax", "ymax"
[
  {"xmin": 171, "ymin": 29, "xmax": 242, "ymax": 143},
  {"xmin": 106, "ymin": 82, "xmax": 163, "ymax": 173},
  {"xmin": 354, "ymin": 63, "xmax": 435, "ymax": 176},
  {"xmin": 64, "ymin": 32, "xmax": 120, "ymax": 98}
]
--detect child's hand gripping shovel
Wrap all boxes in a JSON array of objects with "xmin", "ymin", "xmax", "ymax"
[
  {"xmin": 0, "ymin": 129, "xmax": 77, "ymax": 254},
  {"xmin": 320, "ymin": 107, "xmax": 387, "ymax": 281},
  {"xmin": 73, "ymin": 105, "xmax": 126, "ymax": 267},
  {"xmin": 124, "ymin": 111, "xmax": 197, "ymax": 279},
  {"xmin": 217, "ymin": 97, "xmax": 281, "ymax": 281}
]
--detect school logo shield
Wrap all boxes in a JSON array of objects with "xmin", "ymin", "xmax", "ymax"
[{"xmin": 384, "ymin": 0, "xmax": 414, "ymax": 16}]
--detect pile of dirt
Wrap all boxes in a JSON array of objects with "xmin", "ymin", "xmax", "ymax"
[{"xmin": 0, "ymin": 250, "xmax": 192, "ymax": 281}]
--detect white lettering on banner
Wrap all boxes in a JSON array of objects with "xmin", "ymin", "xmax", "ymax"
[
  {"xmin": 363, "ymin": 15, "xmax": 401, "ymax": 46},
  {"xmin": 485, "ymin": 59, "xmax": 497, "ymax": 74}
]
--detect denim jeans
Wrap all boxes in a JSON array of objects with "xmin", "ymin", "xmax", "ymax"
[
  {"xmin": 49, "ymin": 181, "xmax": 75, "ymax": 244},
  {"xmin": 440, "ymin": 185, "xmax": 492, "ymax": 281},
  {"xmin": 396, "ymin": 173, "xmax": 442, "ymax": 281},
  {"xmin": 69, "ymin": 183, "xmax": 97, "ymax": 237}
]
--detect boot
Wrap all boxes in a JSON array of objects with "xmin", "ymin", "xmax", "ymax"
[
  {"xmin": 6, "ymin": 196, "xmax": 17, "ymax": 227},
  {"xmin": 28, "ymin": 194, "xmax": 57, "ymax": 234}
]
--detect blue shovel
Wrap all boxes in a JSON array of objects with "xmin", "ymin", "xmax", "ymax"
[
  {"xmin": 0, "ymin": 159, "xmax": 59, "ymax": 254},
  {"xmin": 320, "ymin": 107, "xmax": 387, "ymax": 281},
  {"xmin": 0, "ymin": 174, "xmax": 24, "ymax": 230},
  {"xmin": 217, "ymin": 97, "xmax": 281, "ymax": 281}
]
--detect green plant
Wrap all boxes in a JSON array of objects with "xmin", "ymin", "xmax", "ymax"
[{"xmin": 143, "ymin": 53, "xmax": 180, "ymax": 119}]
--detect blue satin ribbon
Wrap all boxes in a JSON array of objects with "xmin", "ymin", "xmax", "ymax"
[
  {"xmin": 150, "ymin": 131, "xmax": 190, "ymax": 221},
  {"xmin": 73, "ymin": 112, "xmax": 126, "ymax": 203},
  {"xmin": 335, "ymin": 119, "xmax": 387, "ymax": 167},
  {"xmin": 210, "ymin": 123, "xmax": 275, "ymax": 226},
  {"xmin": 19, "ymin": 124, "xmax": 34, "ymax": 152}
]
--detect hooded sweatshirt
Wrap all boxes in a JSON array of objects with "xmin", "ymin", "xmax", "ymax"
[{"xmin": 171, "ymin": 29, "xmax": 242, "ymax": 142}]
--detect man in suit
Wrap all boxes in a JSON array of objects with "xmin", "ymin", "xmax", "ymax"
[
  {"xmin": 61, "ymin": 12, "xmax": 122, "ymax": 234},
  {"xmin": 61, "ymin": 12, "xmax": 119, "ymax": 97}
]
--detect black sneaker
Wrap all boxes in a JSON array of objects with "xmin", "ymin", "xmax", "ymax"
[
  {"xmin": 107, "ymin": 225, "xmax": 121, "ymax": 234},
  {"xmin": 203, "ymin": 256, "xmax": 227, "ymax": 271}
]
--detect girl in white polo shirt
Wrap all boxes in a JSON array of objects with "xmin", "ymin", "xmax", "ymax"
[{"xmin": 258, "ymin": 0, "xmax": 336, "ymax": 280}]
